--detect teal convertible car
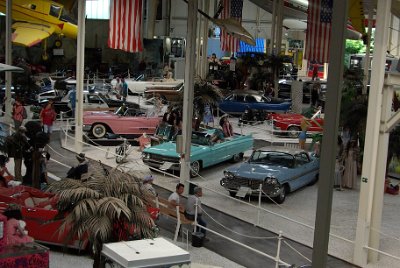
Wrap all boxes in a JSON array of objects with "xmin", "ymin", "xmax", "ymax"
[{"xmin": 142, "ymin": 129, "xmax": 253, "ymax": 177}]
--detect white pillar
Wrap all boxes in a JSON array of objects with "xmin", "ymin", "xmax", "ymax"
[
  {"xmin": 180, "ymin": 0, "xmax": 197, "ymax": 192},
  {"xmin": 5, "ymin": 0, "xmax": 12, "ymax": 121},
  {"xmin": 200, "ymin": 0, "xmax": 210, "ymax": 78},
  {"xmin": 145, "ymin": 0, "xmax": 158, "ymax": 39},
  {"xmin": 363, "ymin": 10, "xmax": 373, "ymax": 95},
  {"xmin": 75, "ymin": 0, "xmax": 86, "ymax": 153},
  {"xmin": 353, "ymin": 1, "xmax": 391, "ymax": 266},
  {"xmin": 269, "ymin": 0, "xmax": 277, "ymax": 54}
]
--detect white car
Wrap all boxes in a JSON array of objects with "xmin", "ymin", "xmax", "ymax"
[{"xmin": 111, "ymin": 74, "xmax": 183, "ymax": 95}]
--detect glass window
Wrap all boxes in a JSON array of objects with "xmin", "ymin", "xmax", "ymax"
[
  {"xmin": 295, "ymin": 153, "xmax": 310, "ymax": 166},
  {"xmin": 88, "ymin": 95, "xmax": 102, "ymax": 104},
  {"xmin": 246, "ymin": 96, "xmax": 257, "ymax": 103},
  {"xmin": 86, "ymin": 0, "xmax": 110, "ymax": 20},
  {"xmin": 50, "ymin": 5, "xmax": 61, "ymax": 18},
  {"xmin": 235, "ymin": 95, "xmax": 245, "ymax": 102}
]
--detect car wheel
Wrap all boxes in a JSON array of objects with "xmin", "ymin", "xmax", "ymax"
[
  {"xmin": 91, "ymin": 124, "xmax": 107, "ymax": 139},
  {"xmin": 287, "ymin": 126, "xmax": 301, "ymax": 138},
  {"xmin": 231, "ymin": 153, "xmax": 243, "ymax": 163},
  {"xmin": 190, "ymin": 161, "xmax": 201, "ymax": 177},
  {"xmin": 274, "ymin": 184, "xmax": 288, "ymax": 204}
]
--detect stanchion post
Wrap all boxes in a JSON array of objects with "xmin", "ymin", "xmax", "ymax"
[
  {"xmin": 255, "ymin": 183, "xmax": 262, "ymax": 226},
  {"xmin": 275, "ymin": 231, "xmax": 283, "ymax": 268},
  {"xmin": 194, "ymin": 198, "xmax": 198, "ymax": 233},
  {"xmin": 64, "ymin": 119, "xmax": 69, "ymax": 147}
]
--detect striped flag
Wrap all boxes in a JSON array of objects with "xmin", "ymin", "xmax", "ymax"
[
  {"xmin": 305, "ymin": 0, "xmax": 332, "ymax": 64},
  {"xmin": 108, "ymin": 0, "xmax": 143, "ymax": 53},
  {"xmin": 220, "ymin": 0, "xmax": 244, "ymax": 52}
]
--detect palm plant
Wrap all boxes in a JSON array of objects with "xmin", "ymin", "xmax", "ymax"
[
  {"xmin": 193, "ymin": 77, "xmax": 223, "ymax": 120},
  {"xmin": 46, "ymin": 162, "xmax": 157, "ymax": 268}
]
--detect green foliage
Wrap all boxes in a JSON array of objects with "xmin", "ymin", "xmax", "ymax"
[{"xmin": 344, "ymin": 40, "xmax": 365, "ymax": 67}]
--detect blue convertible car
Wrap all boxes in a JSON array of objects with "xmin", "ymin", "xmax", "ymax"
[
  {"xmin": 142, "ymin": 128, "xmax": 253, "ymax": 177},
  {"xmin": 220, "ymin": 147, "xmax": 319, "ymax": 203},
  {"xmin": 218, "ymin": 90, "xmax": 292, "ymax": 115}
]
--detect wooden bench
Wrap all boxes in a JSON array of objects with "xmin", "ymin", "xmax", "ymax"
[{"xmin": 151, "ymin": 196, "xmax": 194, "ymax": 242}]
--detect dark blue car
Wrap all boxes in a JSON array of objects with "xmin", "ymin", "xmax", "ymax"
[{"xmin": 218, "ymin": 90, "xmax": 291, "ymax": 115}]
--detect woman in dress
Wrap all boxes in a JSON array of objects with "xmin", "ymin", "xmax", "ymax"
[{"xmin": 342, "ymin": 140, "xmax": 359, "ymax": 189}]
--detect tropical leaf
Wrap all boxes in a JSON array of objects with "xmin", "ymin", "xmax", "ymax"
[
  {"xmin": 97, "ymin": 197, "xmax": 132, "ymax": 220},
  {"xmin": 56, "ymin": 187, "xmax": 101, "ymax": 211},
  {"xmin": 46, "ymin": 179, "xmax": 84, "ymax": 193}
]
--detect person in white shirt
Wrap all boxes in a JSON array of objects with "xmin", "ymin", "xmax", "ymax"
[
  {"xmin": 185, "ymin": 186, "xmax": 207, "ymax": 238},
  {"xmin": 168, "ymin": 183, "xmax": 185, "ymax": 212}
]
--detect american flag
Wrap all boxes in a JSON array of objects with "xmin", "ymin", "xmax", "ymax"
[
  {"xmin": 108, "ymin": 0, "xmax": 143, "ymax": 53},
  {"xmin": 220, "ymin": 0, "xmax": 244, "ymax": 52},
  {"xmin": 305, "ymin": 0, "xmax": 332, "ymax": 64}
]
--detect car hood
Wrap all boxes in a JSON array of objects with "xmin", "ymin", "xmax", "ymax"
[
  {"xmin": 226, "ymin": 162, "xmax": 289, "ymax": 180},
  {"xmin": 143, "ymin": 142, "xmax": 208, "ymax": 158},
  {"xmin": 271, "ymin": 113, "xmax": 303, "ymax": 121}
]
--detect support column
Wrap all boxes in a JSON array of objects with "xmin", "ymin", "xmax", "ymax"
[
  {"xmin": 312, "ymin": 1, "xmax": 348, "ymax": 267},
  {"xmin": 363, "ymin": 10, "xmax": 373, "ymax": 95},
  {"xmin": 145, "ymin": 0, "xmax": 158, "ymax": 38},
  {"xmin": 200, "ymin": 0, "xmax": 210, "ymax": 78},
  {"xmin": 269, "ymin": 0, "xmax": 277, "ymax": 54},
  {"xmin": 353, "ymin": 1, "xmax": 391, "ymax": 266},
  {"xmin": 75, "ymin": 0, "xmax": 86, "ymax": 153},
  {"xmin": 5, "ymin": 0, "xmax": 12, "ymax": 121},
  {"xmin": 180, "ymin": 0, "xmax": 197, "ymax": 192},
  {"xmin": 275, "ymin": 0, "xmax": 284, "ymax": 56},
  {"xmin": 369, "ymin": 76, "xmax": 393, "ymax": 262}
]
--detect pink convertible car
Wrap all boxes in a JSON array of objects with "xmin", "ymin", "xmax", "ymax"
[{"xmin": 83, "ymin": 108, "xmax": 162, "ymax": 139}]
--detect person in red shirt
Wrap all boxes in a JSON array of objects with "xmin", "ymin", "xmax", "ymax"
[
  {"xmin": 12, "ymin": 99, "xmax": 25, "ymax": 130},
  {"xmin": 40, "ymin": 100, "xmax": 57, "ymax": 136}
]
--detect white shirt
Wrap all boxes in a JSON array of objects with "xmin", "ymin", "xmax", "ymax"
[{"xmin": 168, "ymin": 192, "xmax": 180, "ymax": 205}]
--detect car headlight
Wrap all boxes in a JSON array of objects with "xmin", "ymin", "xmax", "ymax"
[
  {"xmin": 142, "ymin": 153, "xmax": 150, "ymax": 159},
  {"xmin": 265, "ymin": 177, "xmax": 278, "ymax": 184},
  {"xmin": 224, "ymin": 171, "xmax": 234, "ymax": 179}
]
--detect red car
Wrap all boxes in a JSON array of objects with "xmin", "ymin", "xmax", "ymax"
[
  {"xmin": 0, "ymin": 186, "xmax": 159, "ymax": 249},
  {"xmin": 270, "ymin": 110, "xmax": 324, "ymax": 138},
  {"xmin": 83, "ymin": 108, "xmax": 162, "ymax": 139}
]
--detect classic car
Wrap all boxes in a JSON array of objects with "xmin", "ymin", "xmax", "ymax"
[
  {"xmin": 143, "ymin": 82, "xmax": 184, "ymax": 103},
  {"xmin": 53, "ymin": 90, "xmax": 139, "ymax": 116},
  {"xmin": 0, "ymin": 185, "xmax": 86, "ymax": 249},
  {"xmin": 83, "ymin": 108, "xmax": 162, "ymax": 139},
  {"xmin": 0, "ymin": 185, "xmax": 159, "ymax": 249},
  {"xmin": 278, "ymin": 79, "xmax": 327, "ymax": 104},
  {"xmin": 218, "ymin": 90, "xmax": 292, "ymax": 115},
  {"xmin": 270, "ymin": 108, "xmax": 324, "ymax": 138},
  {"xmin": 220, "ymin": 147, "xmax": 320, "ymax": 203},
  {"xmin": 142, "ymin": 129, "xmax": 253, "ymax": 177},
  {"xmin": 112, "ymin": 74, "xmax": 184, "ymax": 95}
]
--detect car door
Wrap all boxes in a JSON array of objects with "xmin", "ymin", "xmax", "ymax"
[
  {"xmin": 245, "ymin": 95, "xmax": 260, "ymax": 110},
  {"xmin": 118, "ymin": 114, "xmax": 158, "ymax": 136},
  {"xmin": 291, "ymin": 153, "xmax": 315, "ymax": 190}
]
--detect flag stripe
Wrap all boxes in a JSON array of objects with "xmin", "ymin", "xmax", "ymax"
[
  {"xmin": 108, "ymin": 0, "xmax": 143, "ymax": 53},
  {"xmin": 220, "ymin": 0, "xmax": 243, "ymax": 52},
  {"xmin": 305, "ymin": 0, "xmax": 332, "ymax": 64}
]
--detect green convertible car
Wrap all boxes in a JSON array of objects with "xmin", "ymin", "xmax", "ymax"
[{"xmin": 142, "ymin": 128, "xmax": 253, "ymax": 177}]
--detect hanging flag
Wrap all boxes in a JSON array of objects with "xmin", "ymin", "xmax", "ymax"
[
  {"xmin": 220, "ymin": 0, "xmax": 244, "ymax": 52},
  {"xmin": 305, "ymin": 0, "xmax": 333, "ymax": 64},
  {"xmin": 108, "ymin": 0, "xmax": 143, "ymax": 53}
]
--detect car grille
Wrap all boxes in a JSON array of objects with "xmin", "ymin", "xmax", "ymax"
[
  {"xmin": 226, "ymin": 176, "xmax": 264, "ymax": 190},
  {"xmin": 150, "ymin": 154, "xmax": 180, "ymax": 163}
]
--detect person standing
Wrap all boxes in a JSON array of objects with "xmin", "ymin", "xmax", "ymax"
[
  {"xmin": 220, "ymin": 115, "xmax": 233, "ymax": 137},
  {"xmin": 184, "ymin": 186, "xmax": 208, "ymax": 239},
  {"xmin": 68, "ymin": 88, "xmax": 76, "ymax": 117},
  {"xmin": 311, "ymin": 80, "xmax": 321, "ymax": 107},
  {"xmin": 10, "ymin": 126, "xmax": 30, "ymax": 181},
  {"xmin": 40, "ymin": 100, "xmax": 57, "ymax": 137},
  {"xmin": 299, "ymin": 118, "xmax": 311, "ymax": 149},
  {"xmin": 203, "ymin": 104, "xmax": 214, "ymax": 127},
  {"xmin": 168, "ymin": 183, "xmax": 185, "ymax": 212},
  {"xmin": 12, "ymin": 99, "xmax": 26, "ymax": 130},
  {"xmin": 342, "ymin": 140, "xmax": 359, "ymax": 189},
  {"xmin": 121, "ymin": 78, "xmax": 128, "ymax": 102}
]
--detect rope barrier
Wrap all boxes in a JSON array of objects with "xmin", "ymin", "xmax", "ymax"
[{"xmin": 283, "ymin": 240, "xmax": 312, "ymax": 264}]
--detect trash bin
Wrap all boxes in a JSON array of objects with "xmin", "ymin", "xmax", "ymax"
[{"xmin": 191, "ymin": 232, "xmax": 204, "ymax": 248}]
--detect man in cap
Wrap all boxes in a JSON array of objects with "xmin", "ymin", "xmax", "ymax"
[
  {"xmin": 66, "ymin": 153, "xmax": 89, "ymax": 180},
  {"xmin": 141, "ymin": 174, "xmax": 157, "ymax": 197}
]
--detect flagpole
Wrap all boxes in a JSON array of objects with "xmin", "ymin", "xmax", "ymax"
[{"xmin": 312, "ymin": 0, "xmax": 348, "ymax": 267}]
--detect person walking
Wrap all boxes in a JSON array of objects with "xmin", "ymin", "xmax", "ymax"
[
  {"xmin": 184, "ymin": 186, "xmax": 208, "ymax": 239},
  {"xmin": 40, "ymin": 100, "xmax": 57, "ymax": 137},
  {"xmin": 168, "ymin": 183, "xmax": 185, "ymax": 212},
  {"xmin": 10, "ymin": 126, "xmax": 30, "ymax": 181},
  {"xmin": 299, "ymin": 118, "xmax": 311, "ymax": 149},
  {"xmin": 121, "ymin": 78, "xmax": 128, "ymax": 102},
  {"xmin": 12, "ymin": 99, "xmax": 26, "ymax": 130}
]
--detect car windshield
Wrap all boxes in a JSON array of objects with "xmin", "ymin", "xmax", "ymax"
[
  {"xmin": 250, "ymin": 151, "xmax": 294, "ymax": 168},
  {"xmin": 190, "ymin": 132, "xmax": 211, "ymax": 146}
]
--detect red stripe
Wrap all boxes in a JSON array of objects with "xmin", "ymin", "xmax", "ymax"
[{"xmin": 127, "ymin": 0, "xmax": 132, "ymax": 51}]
